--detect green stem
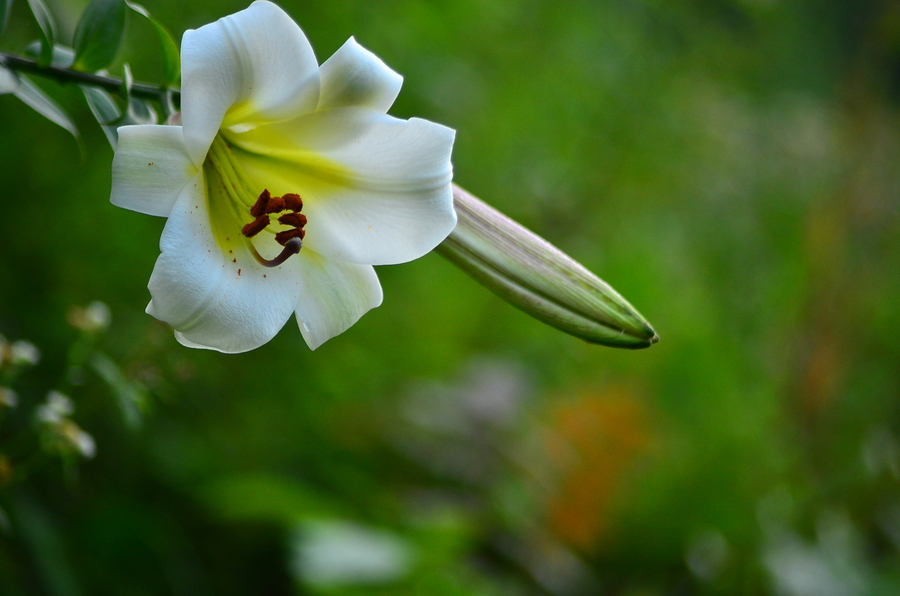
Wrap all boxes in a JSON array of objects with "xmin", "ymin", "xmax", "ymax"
[{"xmin": 0, "ymin": 52, "xmax": 179, "ymax": 104}]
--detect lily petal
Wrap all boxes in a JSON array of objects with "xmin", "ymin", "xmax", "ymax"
[
  {"xmin": 291, "ymin": 252, "xmax": 383, "ymax": 350},
  {"xmin": 146, "ymin": 175, "xmax": 304, "ymax": 353},
  {"xmin": 111, "ymin": 125, "xmax": 196, "ymax": 217},
  {"xmin": 317, "ymin": 37, "xmax": 403, "ymax": 113},
  {"xmin": 180, "ymin": 0, "xmax": 320, "ymax": 167},
  {"xmin": 229, "ymin": 109, "xmax": 456, "ymax": 265}
]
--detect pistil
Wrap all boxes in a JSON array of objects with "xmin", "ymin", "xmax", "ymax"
[{"xmin": 248, "ymin": 237, "xmax": 302, "ymax": 268}]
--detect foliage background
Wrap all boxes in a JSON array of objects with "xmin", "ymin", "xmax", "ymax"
[{"xmin": 1, "ymin": 0, "xmax": 900, "ymax": 594}]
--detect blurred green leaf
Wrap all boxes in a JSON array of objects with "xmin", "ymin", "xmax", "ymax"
[
  {"xmin": 116, "ymin": 62, "xmax": 158, "ymax": 124},
  {"xmin": 24, "ymin": 41, "xmax": 74, "ymax": 68},
  {"xmin": 10, "ymin": 73, "xmax": 79, "ymax": 140},
  {"xmin": 119, "ymin": 60, "xmax": 132, "ymax": 100},
  {"xmin": 126, "ymin": 2, "xmax": 179, "ymax": 87},
  {"xmin": 81, "ymin": 85, "xmax": 120, "ymax": 148},
  {"xmin": 89, "ymin": 352, "xmax": 146, "ymax": 430},
  {"xmin": 25, "ymin": 0, "xmax": 56, "ymax": 68},
  {"xmin": 200, "ymin": 473, "xmax": 344, "ymax": 525},
  {"xmin": 12, "ymin": 494, "xmax": 81, "ymax": 596},
  {"xmin": 72, "ymin": 0, "xmax": 128, "ymax": 72},
  {"xmin": 125, "ymin": 95, "xmax": 157, "ymax": 124},
  {"xmin": 0, "ymin": 66, "xmax": 16, "ymax": 94},
  {"xmin": 0, "ymin": 0, "xmax": 12, "ymax": 39},
  {"xmin": 81, "ymin": 81, "xmax": 157, "ymax": 151}
]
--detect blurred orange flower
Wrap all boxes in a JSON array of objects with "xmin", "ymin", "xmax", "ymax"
[{"xmin": 543, "ymin": 387, "xmax": 651, "ymax": 549}]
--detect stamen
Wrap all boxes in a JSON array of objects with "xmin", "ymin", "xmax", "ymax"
[
  {"xmin": 250, "ymin": 189, "xmax": 271, "ymax": 218},
  {"xmin": 241, "ymin": 215, "xmax": 270, "ymax": 238},
  {"xmin": 247, "ymin": 237, "xmax": 302, "ymax": 268},
  {"xmin": 283, "ymin": 193, "xmax": 303, "ymax": 212},
  {"xmin": 275, "ymin": 228, "xmax": 305, "ymax": 245},
  {"xmin": 242, "ymin": 187, "xmax": 307, "ymax": 266},
  {"xmin": 264, "ymin": 196, "xmax": 285, "ymax": 214},
  {"xmin": 278, "ymin": 213, "xmax": 307, "ymax": 228}
]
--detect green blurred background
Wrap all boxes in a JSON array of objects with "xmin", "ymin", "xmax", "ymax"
[{"xmin": 2, "ymin": 0, "xmax": 900, "ymax": 594}]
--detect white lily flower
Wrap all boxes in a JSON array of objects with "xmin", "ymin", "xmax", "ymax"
[{"xmin": 111, "ymin": 1, "xmax": 456, "ymax": 353}]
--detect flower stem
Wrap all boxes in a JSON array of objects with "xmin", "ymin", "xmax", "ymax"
[{"xmin": 0, "ymin": 52, "xmax": 179, "ymax": 104}]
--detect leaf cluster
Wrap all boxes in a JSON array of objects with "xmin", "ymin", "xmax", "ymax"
[{"xmin": 0, "ymin": 0, "xmax": 180, "ymax": 146}]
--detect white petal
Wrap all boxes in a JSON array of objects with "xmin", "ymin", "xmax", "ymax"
[
  {"xmin": 292, "ymin": 253, "xmax": 382, "ymax": 350},
  {"xmin": 317, "ymin": 37, "xmax": 402, "ymax": 113},
  {"xmin": 146, "ymin": 174, "xmax": 303, "ymax": 353},
  {"xmin": 180, "ymin": 0, "xmax": 320, "ymax": 166},
  {"xmin": 228, "ymin": 110, "xmax": 457, "ymax": 265},
  {"xmin": 111, "ymin": 125, "xmax": 197, "ymax": 217}
]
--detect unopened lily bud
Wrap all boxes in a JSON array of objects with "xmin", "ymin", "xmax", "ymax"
[{"xmin": 437, "ymin": 185, "xmax": 658, "ymax": 349}]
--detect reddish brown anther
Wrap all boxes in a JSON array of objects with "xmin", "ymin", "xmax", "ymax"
[
  {"xmin": 241, "ymin": 215, "xmax": 270, "ymax": 238},
  {"xmin": 282, "ymin": 193, "xmax": 303, "ymax": 212},
  {"xmin": 250, "ymin": 189, "xmax": 271, "ymax": 217},
  {"xmin": 244, "ymin": 188, "xmax": 307, "ymax": 262},
  {"xmin": 278, "ymin": 212, "xmax": 307, "ymax": 228},
  {"xmin": 264, "ymin": 196, "xmax": 285, "ymax": 214},
  {"xmin": 275, "ymin": 228, "xmax": 305, "ymax": 246}
]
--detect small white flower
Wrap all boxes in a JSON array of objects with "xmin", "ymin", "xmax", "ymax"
[
  {"xmin": 36, "ymin": 405, "xmax": 61, "ymax": 424},
  {"xmin": 111, "ymin": 1, "xmax": 456, "ymax": 353},
  {"xmin": 47, "ymin": 390, "xmax": 74, "ymax": 415},
  {"xmin": 9, "ymin": 340, "xmax": 40, "ymax": 366},
  {"xmin": 68, "ymin": 301, "xmax": 112, "ymax": 332},
  {"xmin": 37, "ymin": 390, "xmax": 74, "ymax": 423},
  {"xmin": 291, "ymin": 520, "xmax": 416, "ymax": 587},
  {"xmin": 0, "ymin": 387, "xmax": 18, "ymax": 408},
  {"xmin": 67, "ymin": 425, "xmax": 97, "ymax": 459}
]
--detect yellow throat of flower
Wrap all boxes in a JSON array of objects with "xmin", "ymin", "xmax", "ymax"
[{"xmin": 204, "ymin": 135, "xmax": 307, "ymax": 268}]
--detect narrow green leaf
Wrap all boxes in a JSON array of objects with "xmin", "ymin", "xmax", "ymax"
[
  {"xmin": 119, "ymin": 60, "xmax": 132, "ymax": 103},
  {"xmin": 25, "ymin": 41, "xmax": 75, "ymax": 68},
  {"xmin": 82, "ymin": 78, "xmax": 157, "ymax": 151},
  {"xmin": 90, "ymin": 352, "xmax": 147, "ymax": 430},
  {"xmin": 116, "ymin": 64, "xmax": 158, "ymax": 125},
  {"xmin": 126, "ymin": 2, "xmax": 179, "ymax": 86},
  {"xmin": 73, "ymin": 0, "xmax": 128, "ymax": 72},
  {"xmin": 10, "ymin": 495, "xmax": 82, "ymax": 596},
  {"xmin": 161, "ymin": 88, "xmax": 176, "ymax": 117},
  {"xmin": 0, "ymin": 0, "xmax": 12, "ymax": 38},
  {"xmin": 25, "ymin": 0, "xmax": 56, "ymax": 67},
  {"xmin": 148, "ymin": 18, "xmax": 180, "ymax": 86},
  {"xmin": 13, "ymin": 73, "xmax": 79, "ymax": 140},
  {"xmin": 0, "ymin": 66, "xmax": 17, "ymax": 94},
  {"xmin": 126, "ymin": 96, "xmax": 157, "ymax": 124},
  {"xmin": 81, "ymin": 85, "xmax": 121, "ymax": 149}
]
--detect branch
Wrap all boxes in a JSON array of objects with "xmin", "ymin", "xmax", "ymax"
[{"xmin": 0, "ymin": 53, "xmax": 179, "ymax": 104}]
